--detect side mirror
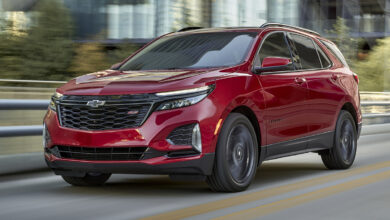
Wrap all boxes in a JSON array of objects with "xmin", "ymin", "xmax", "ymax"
[
  {"xmin": 110, "ymin": 62, "xmax": 121, "ymax": 70},
  {"xmin": 254, "ymin": 57, "xmax": 292, "ymax": 74}
]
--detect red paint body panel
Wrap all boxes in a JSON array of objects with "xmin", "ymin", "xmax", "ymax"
[{"xmin": 44, "ymin": 26, "xmax": 361, "ymax": 175}]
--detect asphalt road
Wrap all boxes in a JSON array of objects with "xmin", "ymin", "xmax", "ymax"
[{"xmin": 1, "ymin": 131, "xmax": 390, "ymax": 220}]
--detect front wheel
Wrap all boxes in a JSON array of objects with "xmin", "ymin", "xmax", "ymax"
[
  {"xmin": 62, "ymin": 173, "xmax": 111, "ymax": 186},
  {"xmin": 321, "ymin": 110, "xmax": 357, "ymax": 169},
  {"xmin": 206, "ymin": 113, "xmax": 258, "ymax": 192}
]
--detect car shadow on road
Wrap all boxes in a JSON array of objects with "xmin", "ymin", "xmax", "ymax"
[
  {"xmin": 51, "ymin": 161, "xmax": 328, "ymax": 196},
  {"xmin": 252, "ymin": 161, "xmax": 327, "ymax": 187}
]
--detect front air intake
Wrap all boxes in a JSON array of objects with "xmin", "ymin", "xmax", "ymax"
[
  {"xmin": 167, "ymin": 123, "xmax": 202, "ymax": 154},
  {"xmin": 167, "ymin": 124, "xmax": 196, "ymax": 146}
]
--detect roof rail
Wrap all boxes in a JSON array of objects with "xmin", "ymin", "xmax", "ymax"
[
  {"xmin": 177, "ymin": 27, "xmax": 203, "ymax": 32},
  {"xmin": 260, "ymin": 23, "xmax": 320, "ymax": 36}
]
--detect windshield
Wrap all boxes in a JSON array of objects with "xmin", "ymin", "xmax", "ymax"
[{"xmin": 118, "ymin": 32, "xmax": 257, "ymax": 71}]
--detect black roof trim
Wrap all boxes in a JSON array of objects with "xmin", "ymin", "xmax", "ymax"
[
  {"xmin": 260, "ymin": 23, "xmax": 320, "ymax": 36},
  {"xmin": 177, "ymin": 27, "xmax": 204, "ymax": 32}
]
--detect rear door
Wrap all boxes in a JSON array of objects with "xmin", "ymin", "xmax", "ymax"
[
  {"xmin": 287, "ymin": 33, "xmax": 341, "ymax": 150},
  {"xmin": 254, "ymin": 31, "xmax": 309, "ymax": 157}
]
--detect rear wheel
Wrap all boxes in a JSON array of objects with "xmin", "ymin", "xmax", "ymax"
[
  {"xmin": 207, "ymin": 113, "xmax": 258, "ymax": 192},
  {"xmin": 321, "ymin": 110, "xmax": 357, "ymax": 169},
  {"xmin": 62, "ymin": 173, "xmax": 111, "ymax": 186}
]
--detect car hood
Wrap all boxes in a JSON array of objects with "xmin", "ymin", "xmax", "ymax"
[{"xmin": 57, "ymin": 68, "xmax": 233, "ymax": 95}]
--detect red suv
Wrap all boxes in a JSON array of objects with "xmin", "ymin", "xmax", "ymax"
[{"xmin": 44, "ymin": 23, "xmax": 361, "ymax": 192}]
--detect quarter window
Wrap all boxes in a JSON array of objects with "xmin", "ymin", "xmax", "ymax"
[
  {"xmin": 289, "ymin": 33, "xmax": 322, "ymax": 69},
  {"xmin": 315, "ymin": 43, "xmax": 331, "ymax": 68},
  {"xmin": 320, "ymin": 39, "xmax": 349, "ymax": 67}
]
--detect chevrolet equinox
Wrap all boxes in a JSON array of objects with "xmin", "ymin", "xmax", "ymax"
[{"xmin": 44, "ymin": 23, "xmax": 362, "ymax": 192}]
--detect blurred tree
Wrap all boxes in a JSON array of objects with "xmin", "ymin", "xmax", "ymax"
[
  {"xmin": 328, "ymin": 17, "xmax": 387, "ymax": 91},
  {"xmin": 328, "ymin": 17, "xmax": 358, "ymax": 66},
  {"xmin": 0, "ymin": 19, "xmax": 26, "ymax": 79},
  {"xmin": 354, "ymin": 38, "xmax": 390, "ymax": 91},
  {"xmin": 22, "ymin": 0, "xmax": 74, "ymax": 80},
  {"xmin": 106, "ymin": 43, "xmax": 141, "ymax": 66},
  {"xmin": 69, "ymin": 42, "xmax": 110, "ymax": 76}
]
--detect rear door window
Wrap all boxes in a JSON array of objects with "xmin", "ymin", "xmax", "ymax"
[{"xmin": 288, "ymin": 33, "xmax": 322, "ymax": 70}]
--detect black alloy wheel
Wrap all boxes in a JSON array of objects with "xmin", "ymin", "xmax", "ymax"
[
  {"xmin": 321, "ymin": 110, "xmax": 357, "ymax": 169},
  {"xmin": 207, "ymin": 113, "xmax": 258, "ymax": 192}
]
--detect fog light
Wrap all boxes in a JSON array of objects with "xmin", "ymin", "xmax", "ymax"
[{"xmin": 192, "ymin": 124, "xmax": 202, "ymax": 153}]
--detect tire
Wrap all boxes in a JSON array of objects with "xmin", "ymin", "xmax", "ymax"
[
  {"xmin": 206, "ymin": 113, "xmax": 258, "ymax": 192},
  {"xmin": 321, "ymin": 110, "xmax": 357, "ymax": 169},
  {"xmin": 62, "ymin": 173, "xmax": 111, "ymax": 186}
]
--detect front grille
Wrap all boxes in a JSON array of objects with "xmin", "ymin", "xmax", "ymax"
[
  {"xmin": 167, "ymin": 124, "xmax": 195, "ymax": 145},
  {"xmin": 54, "ymin": 146, "xmax": 148, "ymax": 161},
  {"xmin": 57, "ymin": 95, "xmax": 154, "ymax": 131}
]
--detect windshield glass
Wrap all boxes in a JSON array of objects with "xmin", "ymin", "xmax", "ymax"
[{"xmin": 118, "ymin": 32, "xmax": 257, "ymax": 71}]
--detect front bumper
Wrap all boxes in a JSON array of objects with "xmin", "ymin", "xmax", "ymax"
[{"xmin": 43, "ymin": 94, "xmax": 222, "ymax": 176}]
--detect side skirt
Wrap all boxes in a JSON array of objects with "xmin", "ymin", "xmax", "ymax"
[{"xmin": 263, "ymin": 131, "xmax": 334, "ymax": 161}]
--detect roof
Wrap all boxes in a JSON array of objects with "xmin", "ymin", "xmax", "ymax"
[{"xmin": 176, "ymin": 23, "xmax": 321, "ymax": 37}]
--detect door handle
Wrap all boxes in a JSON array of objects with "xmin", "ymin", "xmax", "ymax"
[
  {"xmin": 295, "ymin": 77, "xmax": 306, "ymax": 84},
  {"xmin": 331, "ymin": 74, "xmax": 339, "ymax": 81}
]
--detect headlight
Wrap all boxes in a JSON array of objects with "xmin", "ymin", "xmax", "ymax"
[
  {"xmin": 49, "ymin": 92, "xmax": 63, "ymax": 112},
  {"xmin": 156, "ymin": 85, "xmax": 211, "ymax": 96},
  {"xmin": 157, "ymin": 94, "xmax": 207, "ymax": 110},
  {"xmin": 156, "ymin": 85, "xmax": 214, "ymax": 111}
]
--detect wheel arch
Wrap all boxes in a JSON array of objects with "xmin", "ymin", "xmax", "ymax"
[
  {"xmin": 231, "ymin": 106, "xmax": 261, "ymax": 147},
  {"xmin": 231, "ymin": 105, "xmax": 264, "ymax": 166},
  {"xmin": 341, "ymin": 102, "xmax": 358, "ymax": 130}
]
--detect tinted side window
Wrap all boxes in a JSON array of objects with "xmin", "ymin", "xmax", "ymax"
[
  {"xmin": 256, "ymin": 32, "xmax": 292, "ymax": 67},
  {"xmin": 289, "ymin": 34, "xmax": 322, "ymax": 69},
  {"xmin": 320, "ymin": 40, "xmax": 349, "ymax": 67},
  {"xmin": 315, "ymin": 43, "xmax": 331, "ymax": 68}
]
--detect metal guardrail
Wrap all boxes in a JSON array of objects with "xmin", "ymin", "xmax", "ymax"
[
  {"xmin": 0, "ymin": 79, "xmax": 67, "ymax": 84},
  {"xmin": 361, "ymin": 101, "xmax": 390, "ymax": 106},
  {"xmin": 360, "ymin": 101, "xmax": 390, "ymax": 118},
  {"xmin": 0, "ymin": 99, "xmax": 48, "ymax": 137},
  {"xmin": 363, "ymin": 113, "xmax": 390, "ymax": 118},
  {"xmin": 0, "ymin": 99, "xmax": 49, "ymax": 110},
  {"xmin": 0, "ymin": 99, "xmax": 390, "ymax": 138},
  {"xmin": 0, "ymin": 125, "xmax": 43, "ymax": 137}
]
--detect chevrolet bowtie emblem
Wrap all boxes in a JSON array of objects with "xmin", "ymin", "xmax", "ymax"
[{"xmin": 86, "ymin": 100, "xmax": 106, "ymax": 108}]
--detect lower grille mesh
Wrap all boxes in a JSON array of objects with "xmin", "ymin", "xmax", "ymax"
[{"xmin": 54, "ymin": 146, "xmax": 148, "ymax": 161}]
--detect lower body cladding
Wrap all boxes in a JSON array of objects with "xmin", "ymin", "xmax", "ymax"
[{"xmin": 45, "ymin": 153, "xmax": 215, "ymax": 177}]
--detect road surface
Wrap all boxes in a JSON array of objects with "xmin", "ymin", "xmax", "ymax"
[{"xmin": 0, "ymin": 131, "xmax": 389, "ymax": 220}]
